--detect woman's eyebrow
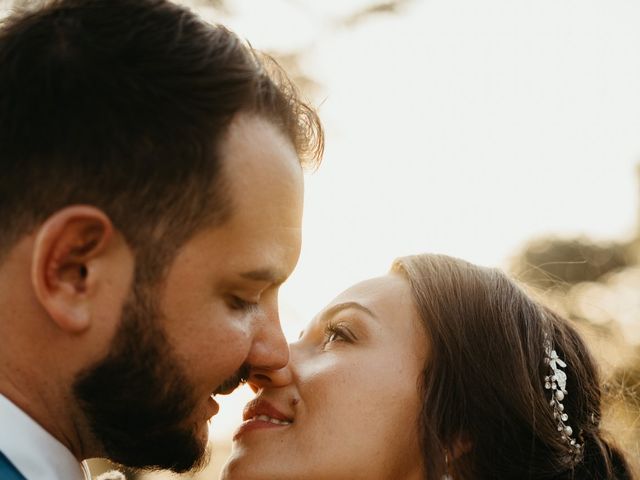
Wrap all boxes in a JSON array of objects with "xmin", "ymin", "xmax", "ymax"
[
  {"xmin": 320, "ymin": 301, "xmax": 378, "ymax": 323},
  {"xmin": 298, "ymin": 302, "xmax": 378, "ymax": 340}
]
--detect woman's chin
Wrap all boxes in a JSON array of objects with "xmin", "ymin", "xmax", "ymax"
[
  {"xmin": 220, "ymin": 445, "xmax": 251, "ymax": 475},
  {"xmin": 219, "ymin": 454, "xmax": 249, "ymax": 480},
  {"xmin": 219, "ymin": 446, "xmax": 285, "ymax": 480}
]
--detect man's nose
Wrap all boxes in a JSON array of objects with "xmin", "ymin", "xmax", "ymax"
[
  {"xmin": 245, "ymin": 303, "xmax": 289, "ymax": 372},
  {"xmin": 247, "ymin": 359, "xmax": 293, "ymax": 392}
]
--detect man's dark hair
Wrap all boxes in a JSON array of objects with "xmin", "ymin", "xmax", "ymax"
[{"xmin": 0, "ymin": 0, "xmax": 323, "ymax": 279}]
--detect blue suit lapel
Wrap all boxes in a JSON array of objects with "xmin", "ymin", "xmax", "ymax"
[{"xmin": 0, "ymin": 451, "xmax": 27, "ymax": 480}]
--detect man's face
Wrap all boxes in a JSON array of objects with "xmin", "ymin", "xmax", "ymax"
[{"xmin": 73, "ymin": 113, "xmax": 304, "ymax": 472}]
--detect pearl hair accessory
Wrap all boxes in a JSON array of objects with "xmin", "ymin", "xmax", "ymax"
[
  {"xmin": 543, "ymin": 337, "xmax": 582, "ymax": 458},
  {"xmin": 440, "ymin": 450, "xmax": 453, "ymax": 480},
  {"xmin": 441, "ymin": 451, "xmax": 452, "ymax": 480}
]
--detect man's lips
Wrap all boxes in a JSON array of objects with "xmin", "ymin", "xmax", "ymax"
[
  {"xmin": 213, "ymin": 365, "xmax": 250, "ymax": 396},
  {"xmin": 233, "ymin": 398, "xmax": 294, "ymax": 440},
  {"xmin": 206, "ymin": 366, "xmax": 250, "ymax": 423},
  {"xmin": 207, "ymin": 395, "xmax": 220, "ymax": 418}
]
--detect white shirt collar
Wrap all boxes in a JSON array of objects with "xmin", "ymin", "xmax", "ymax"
[{"xmin": 0, "ymin": 393, "xmax": 89, "ymax": 480}]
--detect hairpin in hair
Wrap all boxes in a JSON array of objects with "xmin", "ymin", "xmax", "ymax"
[
  {"xmin": 441, "ymin": 450, "xmax": 452, "ymax": 480},
  {"xmin": 543, "ymin": 337, "xmax": 582, "ymax": 457}
]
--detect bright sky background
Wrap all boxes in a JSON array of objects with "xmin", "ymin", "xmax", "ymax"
[{"xmin": 188, "ymin": 0, "xmax": 640, "ymax": 441}]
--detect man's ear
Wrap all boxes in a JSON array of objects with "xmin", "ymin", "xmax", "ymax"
[{"xmin": 31, "ymin": 205, "xmax": 118, "ymax": 333}]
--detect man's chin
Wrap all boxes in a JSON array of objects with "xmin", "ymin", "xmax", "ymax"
[
  {"xmin": 102, "ymin": 423, "xmax": 209, "ymax": 474},
  {"xmin": 195, "ymin": 420, "xmax": 211, "ymax": 456},
  {"xmin": 167, "ymin": 421, "xmax": 211, "ymax": 473},
  {"xmin": 157, "ymin": 427, "xmax": 209, "ymax": 473}
]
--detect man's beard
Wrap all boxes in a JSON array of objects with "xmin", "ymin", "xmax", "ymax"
[{"xmin": 72, "ymin": 281, "xmax": 208, "ymax": 473}]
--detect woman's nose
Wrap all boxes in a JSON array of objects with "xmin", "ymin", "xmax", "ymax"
[{"xmin": 247, "ymin": 358, "xmax": 294, "ymax": 392}]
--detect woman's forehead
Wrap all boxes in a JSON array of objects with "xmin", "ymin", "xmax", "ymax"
[
  {"xmin": 317, "ymin": 274, "xmax": 415, "ymax": 324},
  {"xmin": 334, "ymin": 274, "xmax": 408, "ymax": 302}
]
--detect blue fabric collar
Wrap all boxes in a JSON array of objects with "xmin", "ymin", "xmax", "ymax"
[{"xmin": 0, "ymin": 451, "xmax": 27, "ymax": 480}]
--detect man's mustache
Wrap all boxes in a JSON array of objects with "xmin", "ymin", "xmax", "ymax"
[{"xmin": 213, "ymin": 364, "xmax": 250, "ymax": 395}]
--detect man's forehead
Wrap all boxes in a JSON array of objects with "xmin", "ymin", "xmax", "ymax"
[{"xmin": 220, "ymin": 120, "xmax": 302, "ymax": 200}]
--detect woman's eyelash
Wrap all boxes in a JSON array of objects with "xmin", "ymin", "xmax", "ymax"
[{"xmin": 323, "ymin": 321, "xmax": 355, "ymax": 345}]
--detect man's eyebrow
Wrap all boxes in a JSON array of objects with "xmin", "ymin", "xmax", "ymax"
[
  {"xmin": 239, "ymin": 268, "xmax": 287, "ymax": 284},
  {"xmin": 320, "ymin": 301, "xmax": 378, "ymax": 323}
]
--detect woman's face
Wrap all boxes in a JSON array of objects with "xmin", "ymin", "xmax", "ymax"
[{"xmin": 221, "ymin": 273, "xmax": 427, "ymax": 480}]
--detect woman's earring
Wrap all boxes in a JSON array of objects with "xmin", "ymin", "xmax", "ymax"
[{"xmin": 441, "ymin": 451, "xmax": 453, "ymax": 480}]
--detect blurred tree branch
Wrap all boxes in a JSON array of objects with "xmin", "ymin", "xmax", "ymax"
[
  {"xmin": 339, "ymin": 0, "xmax": 415, "ymax": 28},
  {"xmin": 181, "ymin": 0, "xmax": 416, "ymax": 96},
  {"xmin": 510, "ymin": 237, "xmax": 636, "ymax": 291}
]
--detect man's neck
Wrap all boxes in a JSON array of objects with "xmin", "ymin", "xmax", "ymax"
[
  {"xmin": 0, "ymin": 372, "xmax": 90, "ymax": 461},
  {"xmin": 0, "ymin": 393, "xmax": 91, "ymax": 480}
]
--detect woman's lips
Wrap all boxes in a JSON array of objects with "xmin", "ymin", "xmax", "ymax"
[
  {"xmin": 233, "ymin": 398, "xmax": 294, "ymax": 440},
  {"xmin": 233, "ymin": 415, "xmax": 292, "ymax": 440}
]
